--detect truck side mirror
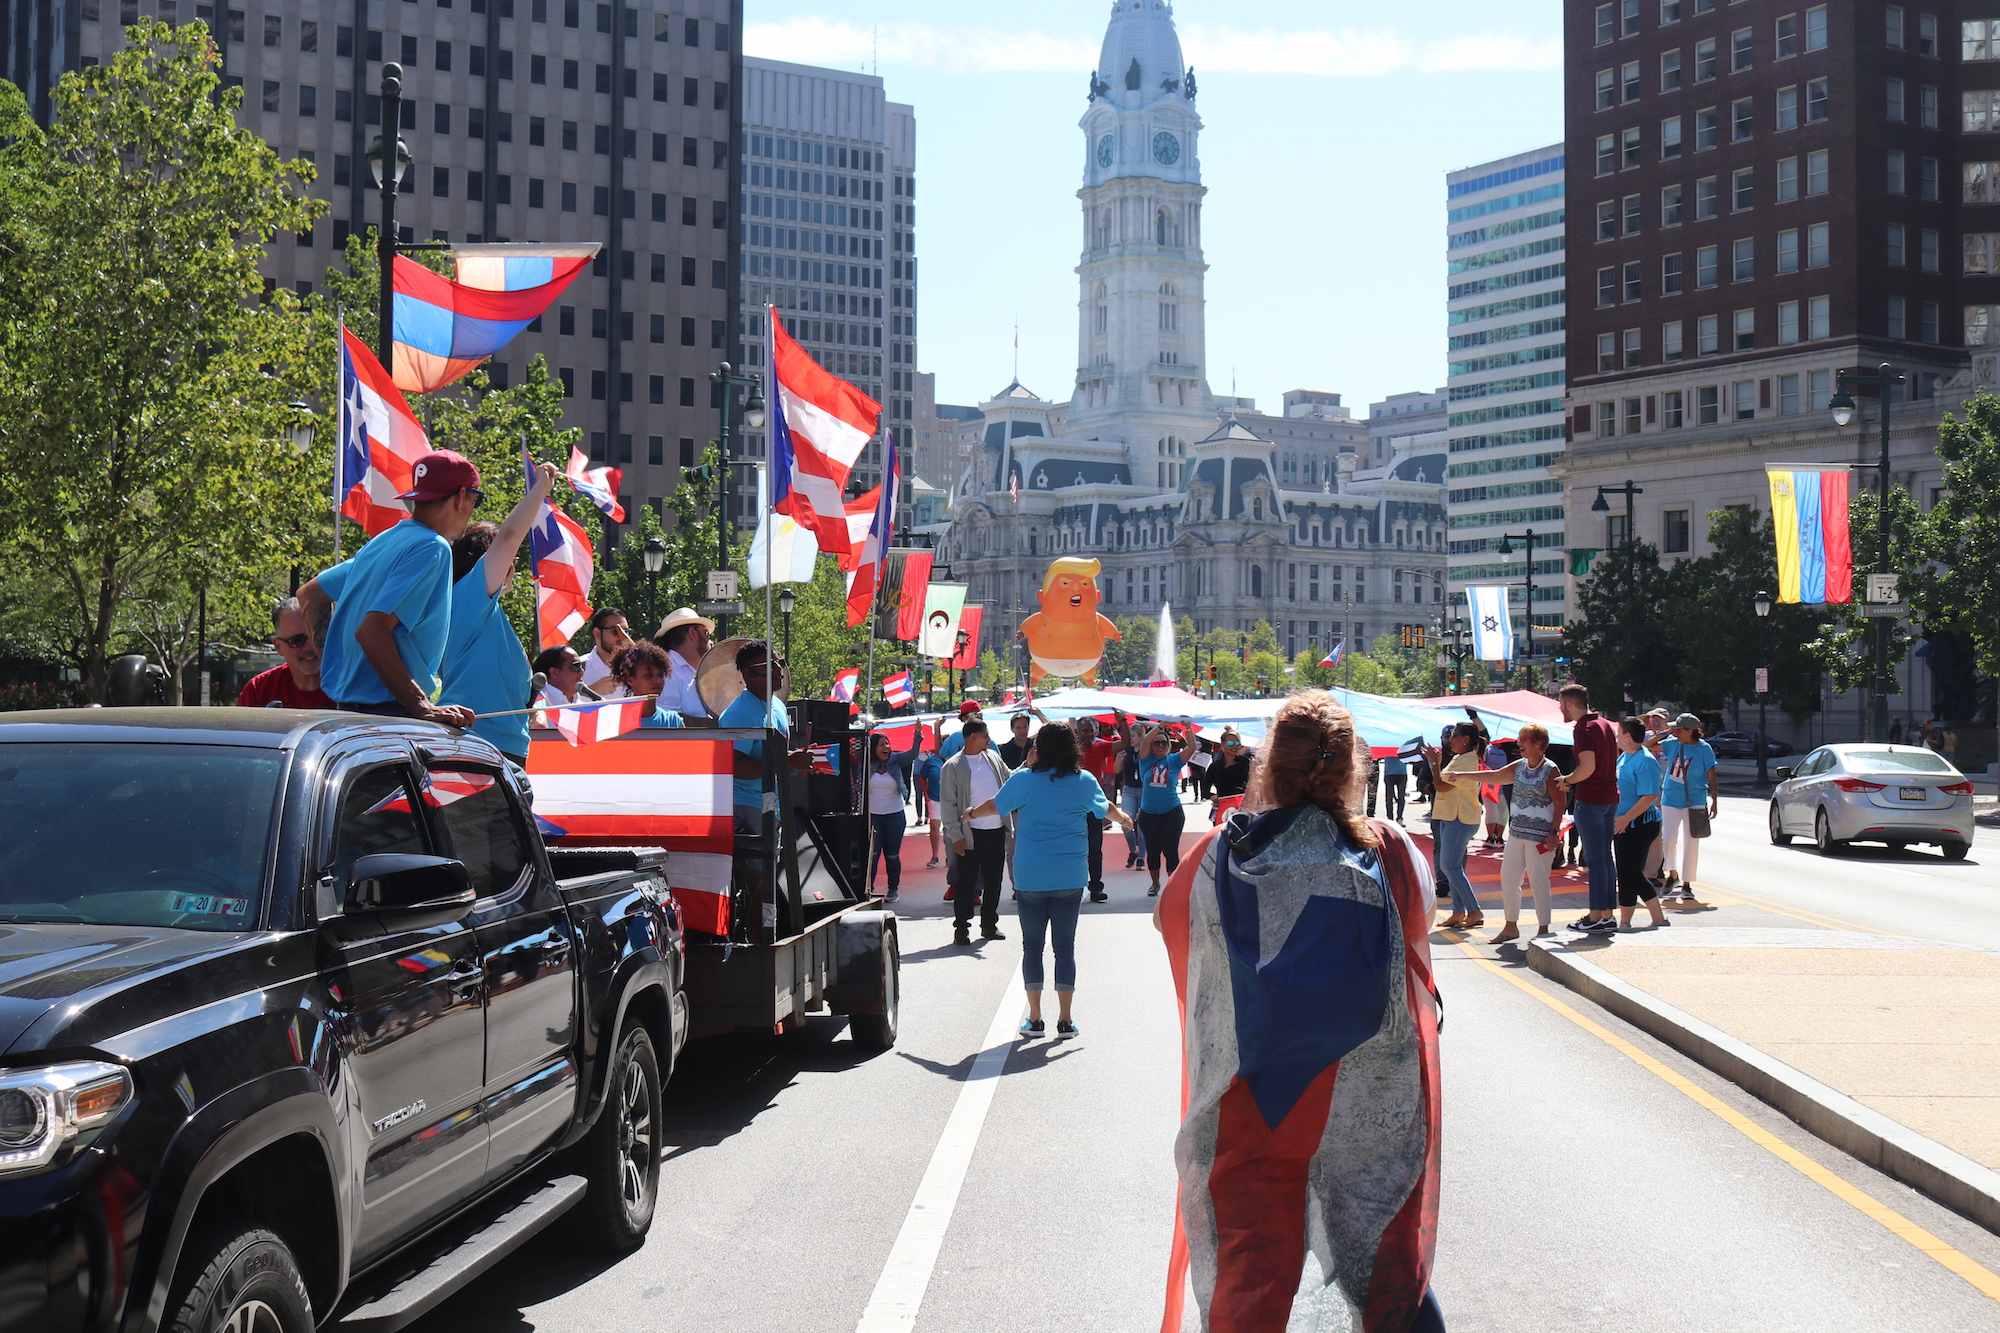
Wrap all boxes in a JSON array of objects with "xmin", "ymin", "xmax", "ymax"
[{"xmin": 346, "ymin": 854, "xmax": 474, "ymax": 914}]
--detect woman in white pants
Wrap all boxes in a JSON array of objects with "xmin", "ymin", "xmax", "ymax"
[
  {"xmin": 1658, "ymin": 713, "xmax": 1719, "ymax": 900},
  {"xmin": 1454, "ymin": 723, "xmax": 1565, "ymax": 942}
]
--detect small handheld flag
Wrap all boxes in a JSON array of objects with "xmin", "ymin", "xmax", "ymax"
[
  {"xmin": 565, "ymin": 445, "xmax": 625, "ymax": 523},
  {"xmin": 827, "ymin": 667, "xmax": 860, "ymax": 703},
  {"xmin": 1767, "ymin": 467, "xmax": 1853, "ymax": 604},
  {"xmin": 525, "ymin": 448, "xmax": 597, "ymax": 650},
  {"xmin": 554, "ymin": 697, "xmax": 647, "ymax": 746},
  {"xmin": 1320, "ymin": 640, "xmax": 1344, "ymax": 668},
  {"xmin": 808, "ymin": 744, "xmax": 841, "ymax": 775},
  {"xmin": 1398, "ymin": 736, "xmax": 1426, "ymax": 761},
  {"xmin": 882, "ymin": 671, "xmax": 913, "ymax": 707}
]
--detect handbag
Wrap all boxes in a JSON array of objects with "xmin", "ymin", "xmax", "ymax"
[{"xmin": 1677, "ymin": 746, "xmax": 1712, "ymax": 838}]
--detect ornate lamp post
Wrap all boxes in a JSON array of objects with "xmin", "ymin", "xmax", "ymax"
[
  {"xmin": 642, "ymin": 536, "xmax": 665, "ymax": 626},
  {"xmin": 1494, "ymin": 527, "xmax": 1539, "ymax": 691},
  {"xmin": 707, "ymin": 363, "xmax": 765, "ymax": 638},
  {"xmin": 1828, "ymin": 363, "xmax": 1904, "ymax": 743},
  {"xmin": 364, "ymin": 65, "xmax": 414, "ymax": 360},
  {"xmin": 778, "ymin": 587, "xmax": 796, "ymax": 667},
  {"xmin": 1591, "ymin": 481, "xmax": 1644, "ymax": 599},
  {"xmin": 1754, "ymin": 589, "xmax": 1773, "ymax": 785}
]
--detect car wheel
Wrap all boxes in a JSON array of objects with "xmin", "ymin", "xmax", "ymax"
[
  {"xmin": 166, "ymin": 1224, "xmax": 313, "ymax": 1333},
  {"xmin": 1944, "ymin": 840, "xmax": 1971, "ymax": 861},
  {"xmin": 1815, "ymin": 809, "xmax": 1844, "ymax": 857},
  {"xmin": 1769, "ymin": 801, "xmax": 1792, "ymax": 846},
  {"xmin": 574, "ymin": 1023, "xmax": 661, "ymax": 1253},
  {"xmin": 848, "ymin": 926, "xmax": 901, "ymax": 1051}
]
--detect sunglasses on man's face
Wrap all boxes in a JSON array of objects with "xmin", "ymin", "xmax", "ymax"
[
  {"xmin": 466, "ymin": 487, "xmax": 487, "ymax": 508},
  {"xmin": 274, "ymin": 633, "xmax": 311, "ymax": 649}
]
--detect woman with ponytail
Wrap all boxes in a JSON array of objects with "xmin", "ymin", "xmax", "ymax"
[{"xmin": 1154, "ymin": 691, "xmax": 1445, "ymax": 1333}]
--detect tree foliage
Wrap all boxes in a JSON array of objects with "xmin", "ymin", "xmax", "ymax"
[
  {"xmin": 0, "ymin": 24, "xmax": 323, "ymax": 701},
  {"xmin": 1916, "ymin": 394, "xmax": 2000, "ymax": 708}
]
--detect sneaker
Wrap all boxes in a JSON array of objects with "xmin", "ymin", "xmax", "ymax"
[
  {"xmin": 1575, "ymin": 916, "xmax": 1618, "ymax": 933},
  {"xmin": 953, "ymin": 929, "xmax": 971, "ymax": 947},
  {"xmin": 1089, "ymin": 890, "xmax": 1108, "ymax": 903},
  {"xmin": 1055, "ymin": 1019, "xmax": 1080, "ymax": 1037},
  {"xmin": 926, "ymin": 858, "xmax": 940, "ymax": 868},
  {"xmin": 981, "ymin": 927, "xmax": 1008, "ymax": 941},
  {"xmin": 885, "ymin": 892, "xmax": 899, "ymax": 904},
  {"xmin": 1147, "ymin": 885, "xmax": 1161, "ymax": 898},
  {"xmin": 943, "ymin": 886, "xmax": 955, "ymax": 901},
  {"xmin": 1650, "ymin": 915, "xmax": 1672, "ymax": 928},
  {"xmin": 1019, "ymin": 1018, "xmax": 1045, "ymax": 1037}
]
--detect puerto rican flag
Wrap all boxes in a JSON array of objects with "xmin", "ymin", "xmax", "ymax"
[
  {"xmin": 526, "ymin": 448, "xmax": 597, "ymax": 650},
  {"xmin": 364, "ymin": 769, "xmax": 497, "ymax": 814},
  {"xmin": 882, "ymin": 671, "xmax": 913, "ymax": 708},
  {"xmin": 554, "ymin": 697, "xmax": 646, "ymax": 746},
  {"xmin": 336, "ymin": 327, "xmax": 431, "ymax": 536},
  {"xmin": 769, "ymin": 307, "xmax": 881, "ymax": 558},
  {"xmin": 565, "ymin": 445, "xmax": 625, "ymax": 523},
  {"xmin": 827, "ymin": 667, "xmax": 860, "ymax": 703},
  {"xmin": 1320, "ymin": 640, "xmax": 1345, "ymax": 668},
  {"xmin": 807, "ymin": 744, "xmax": 841, "ymax": 775},
  {"xmin": 843, "ymin": 435, "xmax": 899, "ymax": 628},
  {"xmin": 528, "ymin": 734, "xmax": 736, "ymax": 936}
]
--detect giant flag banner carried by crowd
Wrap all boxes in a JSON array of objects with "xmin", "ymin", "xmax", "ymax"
[
  {"xmin": 768, "ymin": 307, "xmax": 881, "ymax": 557},
  {"xmin": 1767, "ymin": 466, "xmax": 1853, "ymax": 604},
  {"xmin": 336, "ymin": 327, "xmax": 432, "ymax": 536},
  {"xmin": 391, "ymin": 245, "xmax": 597, "ymax": 394}
]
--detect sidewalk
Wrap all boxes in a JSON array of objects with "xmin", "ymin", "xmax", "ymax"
[{"xmin": 1525, "ymin": 925, "xmax": 2000, "ymax": 1233}]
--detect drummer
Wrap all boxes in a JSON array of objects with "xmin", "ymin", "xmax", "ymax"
[
  {"xmin": 653, "ymin": 606, "xmax": 715, "ymax": 719},
  {"xmin": 720, "ymin": 639, "xmax": 815, "ymax": 829}
]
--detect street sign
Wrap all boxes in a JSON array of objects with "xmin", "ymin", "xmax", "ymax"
[
  {"xmin": 1867, "ymin": 573, "xmax": 1901, "ymax": 604},
  {"xmin": 707, "ymin": 570, "xmax": 741, "ymax": 600},
  {"xmin": 1755, "ymin": 667, "xmax": 1769, "ymax": 694},
  {"xmin": 1860, "ymin": 602, "xmax": 1907, "ymax": 618},
  {"xmin": 697, "ymin": 600, "xmax": 746, "ymax": 616}
]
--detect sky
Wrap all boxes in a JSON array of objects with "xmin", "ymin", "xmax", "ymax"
[{"xmin": 744, "ymin": 0, "xmax": 1566, "ymax": 416}]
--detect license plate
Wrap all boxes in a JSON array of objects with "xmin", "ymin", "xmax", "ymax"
[{"xmin": 1900, "ymin": 786, "xmax": 1928, "ymax": 801}]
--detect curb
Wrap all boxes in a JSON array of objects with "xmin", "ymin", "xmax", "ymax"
[{"xmin": 1526, "ymin": 937, "xmax": 2000, "ymax": 1236}]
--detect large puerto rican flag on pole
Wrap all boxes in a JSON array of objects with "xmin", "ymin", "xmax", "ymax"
[
  {"xmin": 527, "ymin": 734, "xmax": 737, "ymax": 936},
  {"xmin": 525, "ymin": 447, "xmax": 597, "ymax": 650},
  {"xmin": 768, "ymin": 306, "xmax": 881, "ymax": 558},
  {"xmin": 844, "ymin": 435, "xmax": 899, "ymax": 627},
  {"xmin": 337, "ymin": 327, "xmax": 431, "ymax": 536}
]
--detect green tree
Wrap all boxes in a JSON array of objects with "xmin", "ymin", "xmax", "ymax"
[
  {"xmin": 977, "ymin": 647, "xmax": 1009, "ymax": 699},
  {"xmin": 1103, "ymin": 614, "xmax": 1156, "ymax": 684},
  {"xmin": 1561, "ymin": 541, "xmax": 1680, "ymax": 714},
  {"xmin": 1913, "ymin": 394, "xmax": 2000, "ymax": 714},
  {"xmin": 0, "ymin": 26, "xmax": 323, "ymax": 701},
  {"xmin": 1671, "ymin": 507, "xmax": 1837, "ymax": 722}
]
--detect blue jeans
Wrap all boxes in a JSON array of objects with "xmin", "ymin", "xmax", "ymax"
[
  {"xmin": 1573, "ymin": 800, "xmax": 1617, "ymax": 912},
  {"xmin": 1120, "ymin": 787, "xmax": 1144, "ymax": 858},
  {"xmin": 870, "ymin": 812, "xmax": 906, "ymax": 894},
  {"xmin": 1017, "ymin": 888, "xmax": 1084, "ymax": 992},
  {"xmin": 1434, "ymin": 818, "xmax": 1479, "ymax": 915}
]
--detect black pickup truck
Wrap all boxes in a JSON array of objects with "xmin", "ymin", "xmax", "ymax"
[{"xmin": 0, "ymin": 709, "xmax": 687, "ymax": 1333}]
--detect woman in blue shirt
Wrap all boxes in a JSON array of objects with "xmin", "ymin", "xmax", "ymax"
[
  {"xmin": 1613, "ymin": 716, "xmax": 1667, "ymax": 929},
  {"xmin": 1136, "ymin": 721, "xmax": 1200, "ymax": 897},
  {"xmin": 1658, "ymin": 712, "xmax": 1718, "ymax": 900},
  {"xmin": 983, "ymin": 722, "xmax": 1135, "ymax": 1038}
]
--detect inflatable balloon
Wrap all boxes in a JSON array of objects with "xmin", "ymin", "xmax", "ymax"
[{"xmin": 1018, "ymin": 557, "xmax": 1121, "ymax": 687}]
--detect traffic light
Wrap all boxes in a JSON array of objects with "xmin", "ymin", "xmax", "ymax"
[
  {"xmin": 1208, "ymin": 663, "xmax": 1218, "ymax": 681},
  {"xmin": 1399, "ymin": 626, "xmax": 1412, "ymax": 649},
  {"xmin": 1413, "ymin": 625, "xmax": 1427, "ymax": 649},
  {"xmin": 681, "ymin": 464, "xmax": 717, "ymax": 489}
]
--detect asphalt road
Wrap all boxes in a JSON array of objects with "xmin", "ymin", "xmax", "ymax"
[{"xmin": 406, "ymin": 803, "xmax": 2000, "ymax": 1333}]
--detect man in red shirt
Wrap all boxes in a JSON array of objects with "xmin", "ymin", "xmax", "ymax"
[
  {"xmin": 1555, "ymin": 684, "xmax": 1621, "ymax": 931},
  {"xmin": 234, "ymin": 597, "xmax": 333, "ymax": 710},
  {"xmin": 1077, "ymin": 712, "xmax": 1133, "ymax": 898}
]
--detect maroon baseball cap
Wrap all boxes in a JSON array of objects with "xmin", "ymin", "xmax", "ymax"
[
  {"xmin": 958, "ymin": 700, "xmax": 981, "ymax": 716},
  {"xmin": 397, "ymin": 450, "xmax": 483, "ymax": 501}
]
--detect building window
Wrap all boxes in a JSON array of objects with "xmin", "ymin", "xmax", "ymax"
[
  {"xmin": 1890, "ymin": 150, "xmax": 1908, "ymax": 195},
  {"xmin": 1732, "ymin": 97, "xmax": 1755, "ymax": 140},
  {"xmin": 1920, "ymin": 84, "xmax": 1938, "ymax": 128},
  {"xmin": 1598, "ymin": 331, "xmax": 1618, "ymax": 372},
  {"xmin": 1807, "ymin": 221, "xmax": 1829, "ymax": 266},
  {"xmin": 1623, "ymin": 193, "xmax": 1643, "ymax": 234},
  {"xmin": 1779, "ymin": 373, "xmax": 1800, "ymax": 414},
  {"xmin": 1807, "ymin": 149, "xmax": 1829, "ymax": 194},
  {"xmin": 1661, "ymin": 48, "xmax": 1683, "ymax": 91},
  {"xmin": 1777, "ymin": 156, "xmax": 1799, "ymax": 200},
  {"xmin": 1779, "ymin": 299, "xmax": 1800, "ymax": 343},
  {"xmin": 1888, "ymin": 76, "xmax": 1907, "ymax": 122},
  {"xmin": 1808, "ymin": 368, "xmax": 1831, "ymax": 411},
  {"xmin": 1623, "ymin": 127, "xmax": 1643, "ymax": 169},
  {"xmin": 1921, "ymin": 300, "xmax": 1940, "ymax": 343},
  {"xmin": 1698, "ymin": 384, "xmax": 1721, "ymax": 423},
  {"xmin": 1696, "ymin": 106, "xmax": 1719, "ymax": 149},
  {"xmin": 1887, "ymin": 5, "xmax": 1906, "ymax": 48},
  {"xmin": 1663, "ymin": 510, "xmax": 1691, "ymax": 553},
  {"xmin": 1734, "ymin": 378, "xmax": 1757, "ymax": 418},
  {"xmin": 1733, "ymin": 166, "xmax": 1755, "ymax": 210},
  {"xmin": 1920, "ymin": 157, "xmax": 1940, "ymax": 199},
  {"xmin": 1663, "ymin": 319, "xmax": 1685, "ymax": 360},
  {"xmin": 1661, "ymin": 115, "xmax": 1683, "ymax": 158},
  {"xmin": 1966, "ymin": 233, "xmax": 2000, "ymax": 273},
  {"xmin": 1596, "ymin": 134, "xmax": 1617, "ymax": 175},
  {"xmin": 1808, "ymin": 294, "xmax": 1830, "ymax": 339},
  {"xmin": 1663, "ymin": 252, "xmax": 1684, "ymax": 292},
  {"xmin": 1776, "ymin": 85, "xmax": 1799, "ymax": 130},
  {"xmin": 1776, "ymin": 11, "xmax": 1799, "ymax": 57},
  {"xmin": 1888, "ymin": 295, "xmax": 1907, "ymax": 339},
  {"xmin": 1733, "ymin": 237, "xmax": 1755, "ymax": 281},
  {"xmin": 1597, "ymin": 68, "xmax": 1616, "ymax": 110},
  {"xmin": 1598, "ymin": 199, "xmax": 1618, "ymax": 240},
  {"xmin": 1661, "ymin": 183, "xmax": 1683, "ymax": 226},
  {"xmin": 1731, "ymin": 26, "xmax": 1754, "ymax": 70},
  {"xmin": 1624, "ymin": 260, "xmax": 1643, "ymax": 301},
  {"xmin": 1623, "ymin": 0, "xmax": 1641, "ymax": 37},
  {"xmin": 1967, "ymin": 89, "xmax": 2000, "ymax": 131},
  {"xmin": 1663, "ymin": 388, "xmax": 1685, "ymax": 425},
  {"xmin": 1623, "ymin": 61, "xmax": 1642, "ymax": 101},
  {"xmin": 1623, "ymin": 327, "xmax": 1643, "ymax": 367},
  {"xmin": 1806, "ymin": 78, "xmax": 1829, "ymax": 122},
  {"xmin": 1696, "ymin": 244, "xmax": 1719, "ymax": 287},
  {"xmin": 1598, "ymin": 266, "xmax": 1618, "ymax": 307},
  {"xmin": 1598, "ymin": 401, "xmax": 1618, "ymax": 435},
  {"xmin": 1624, "ymin": 397, "xmax": 1643, "ymax": 433},
  {"xmin": 1698, "ymin": 313, "xmax": 1720, "ymax": 354},
  {"xmin": 1695, "ymin": 36, "xmax": 1717, "ymax": 79},
  {"xmin": 1779, "ymin": 227, "xmax": 1801, "ymax": 272},
  {"xmin": 1595, "ymin": 2, "xmax": 1615, "ymax": 44},
  {"xmin": 1960, "ymin": 162, "xmax": 1998, "ymax": 202},
  {"xmin": 1887, "ymin": 222, "xmax": 1906, "ymax": 267},
  {"xmin": 1734, "ymin": 307, "xmax": 1755, "ymax": 350},
  {"xmin": 1696, "ymin": 175, "xmax": 1719, "ymax": 219},
  {"xmin": 1919, "ymin": 12, "xmax": 1938, "ymax": 54},
  {"xmin": 1967, "ymin": 304, "xmax": 2000, "ymax": 345},
  {"xmin": 1805, "ymin": 5, "xmax": 1827, "ymax": 50}
]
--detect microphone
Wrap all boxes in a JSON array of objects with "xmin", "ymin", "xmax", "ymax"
[{"xmin": 528, "ymin": 672, "xmax": 547, "ymax": 707}]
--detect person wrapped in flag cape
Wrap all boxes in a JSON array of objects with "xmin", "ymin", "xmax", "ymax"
[{"xmin": 1156, "ymin": 691, "xmax": 1444, "ymax": 1333}]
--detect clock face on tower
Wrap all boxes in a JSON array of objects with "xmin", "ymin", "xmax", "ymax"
[
  {"xmin": 1096, "ymin": 135, "xmax": 1113, "ymax": 168},
  {"xmin": 1152, "ymin": 131, "xmax": 1181, "ymax": 165}
]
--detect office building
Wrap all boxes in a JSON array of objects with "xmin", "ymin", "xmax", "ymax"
[{"xmin": 8, "ymin": 0, "xmax": 744, "ymax": 549}]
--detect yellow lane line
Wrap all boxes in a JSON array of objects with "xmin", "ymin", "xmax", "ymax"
[{"xmin": 1441, "ymin": 931, "xmax": 2000, "ymax": 1303}]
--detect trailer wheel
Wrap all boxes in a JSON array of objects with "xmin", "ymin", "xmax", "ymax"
[{"xmin": 848, "ymin": 928, "xmax": 900, "ymax": 1050}]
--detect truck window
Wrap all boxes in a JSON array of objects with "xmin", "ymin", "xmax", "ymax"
[
  {"xmin": 330, "ymin": 765, "xmax": 432, "ymax": 900},
  {"xmin": 422, "ymin": 765, "xmax": 533, "ymax": 900}
]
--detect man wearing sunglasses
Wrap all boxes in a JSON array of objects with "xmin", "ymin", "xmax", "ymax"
[
  {"xmin": 234, "ymin": 596, "xmax": 333, "ymax": 709},
  {"xmin": 296, "ymin": 449, "xmax": 481, "ymax": 728}
]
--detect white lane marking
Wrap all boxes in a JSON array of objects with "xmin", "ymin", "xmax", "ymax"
[{"xmin": 854, "ymin": 980, "xmax": 1022, "ymax": 1333}]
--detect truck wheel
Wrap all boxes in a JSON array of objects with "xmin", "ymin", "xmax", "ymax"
[
  {"xmin": 166, "ymin": 1224, "xmax": 313, "ymax": 1333},
  {"xmin": 848, "ymin": 928, "xmax": 900, "ymax": 1051},
  {"xmin": 576, "ymin": 1024, "xmax": 661, "ymax": 1253}
]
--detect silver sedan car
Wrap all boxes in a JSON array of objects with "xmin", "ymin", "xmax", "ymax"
[{"xmin": 1769, "ymin": 743, "xmax": 1977, "ymax": 859}]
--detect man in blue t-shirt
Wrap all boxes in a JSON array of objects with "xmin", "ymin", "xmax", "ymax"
[
  {"xmin": 298, "ymin": 450, "xmax": 484, "ymax": 728},
  {"xmin": 438, "ymin": 460, "xmax": 559, "ymax": 763},
  {"xmin": 718, "ymin": 640, "xmax": 813, "ymax": 828}
]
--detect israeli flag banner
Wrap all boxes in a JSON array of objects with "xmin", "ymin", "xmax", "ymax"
[{"xmin": 1468, "ymin": 585, "xmax": 1515, "ymax": 664}]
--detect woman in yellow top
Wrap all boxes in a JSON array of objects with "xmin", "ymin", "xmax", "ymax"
[{"xmin": 1422, "ymin": 721, "xmax": 1489, "ymax": 929}]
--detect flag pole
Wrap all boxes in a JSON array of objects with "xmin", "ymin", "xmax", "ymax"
[{"xmin": 332, "ymin": 308, "xmax": 346, "ymax": 562}]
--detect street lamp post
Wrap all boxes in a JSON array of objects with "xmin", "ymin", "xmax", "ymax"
[
  {"xmin": 1591, "ymin": 481, "xmax": 1645, "ymax": 599},
  {"xmin": 1755, "ymin": 589, "xmax": 1773, "ymax": 785},
  {"xmin": 707, "ymin": 362, "xmax": 766, "ymax": 639},
  {"xmin": 642, "ymin": 536, "xmax": 665, "ymax": 627},
  {"xmin": 1494, "ymin": 527, "xmax": 1539, "ymax": 692},
  {"xmin": 1827, "ymin": 363, "xmax": 1905, "ymax": 743},
  {"xmin": 365, "ymin": 66, "xmax": 414, "ymax": 361},
  {"xmin": 778, "ymin": 587, "xmax": 796, "ymax": 668}
]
